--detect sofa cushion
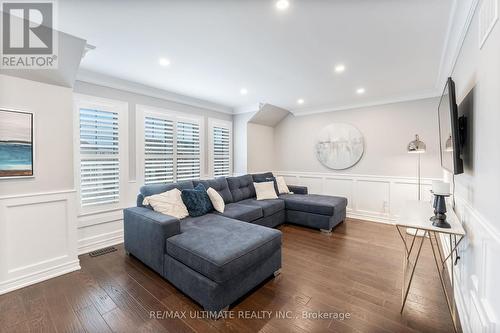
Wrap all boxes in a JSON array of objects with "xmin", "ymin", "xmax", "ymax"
[
  {"xmin": 279, "ymin": 194, "xmax": 348, "ymax": 216},
  {"xmin": 238, "ymin": 198, "xmax": 285, "ymax": 217},
  {"xmin": 181, "ymin": 184, "xmax": 214, "ymax": 217},
  {"xmin": 226, "ymin": 175, "xmax": 256, "ymax": 202},
  {"xmin": 219, "ymin": 202, "xmax": 263, "ymax": 222},
  {"xmin": 193, "ymin": 177, "xmax": 233, "ymax": 204},
  {"xmin": 166, "ymin": 214, "xmax": 282, "ymax": 283},
  {"xmin": 138, "ymin": 181, "xmax": 194, "ymax": 207}
]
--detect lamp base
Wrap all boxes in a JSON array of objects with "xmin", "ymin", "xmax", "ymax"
[
  {"xmin": 431, "ymin": 194, "xmax": 451, "ymax": 229},
  {"xmin": 432, "ymin": 217, "xmax": 451, "ymax": 229}
]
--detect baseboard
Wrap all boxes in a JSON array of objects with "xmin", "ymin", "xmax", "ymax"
[
  {"xmin": 78, "ymin": 229, "xmax": 124, "ymax": 255},
  {"xmin": 347, "ymin": 212, "xmax": 395, "ymax": 224},
  {"xmin": 0, "ymin": 260, "xmax": 80, "ymax": 295}
]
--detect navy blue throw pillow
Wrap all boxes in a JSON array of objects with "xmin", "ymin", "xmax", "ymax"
[{"xmin": 181, "ymin": 183, "xmax": 214, "ymax": 217}]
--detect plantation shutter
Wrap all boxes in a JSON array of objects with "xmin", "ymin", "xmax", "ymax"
[
  {"xmin": 79, "ymin": 108, "xmax": 120, "ymax": 207},
  {"xmin": 176, "ymin": 121, "xmax": 201, "ymax": 181},
  {"xmin": 144, "ymin": 116, "xmax": 174, "ymax": 184},
  {"xmin": 212, "ymin": 126, "xmax": 231, "ymax": 176}
]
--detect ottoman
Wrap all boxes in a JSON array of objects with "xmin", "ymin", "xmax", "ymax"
[{"xmin": 280, "ymin": 194, "xmax": 348, "ymax": 233}]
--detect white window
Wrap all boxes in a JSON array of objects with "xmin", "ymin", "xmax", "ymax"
[
  {"xmin": 209, "ymin": 118, "xmax": 232, "ymax": 177},
  {"xmin": 75, "ymin": 95, "xmax": 127, "ymax": 210},
  {"xmin": 176, "ymin": 120, "xmax": 201, "ymax": 181},
  {"xmin": 139, "ymin": 106, "xmax": 203, "ymax": 184},
  {"xmin": 144, "ymin": 117, "xmax": 174, "ymax": 184}
]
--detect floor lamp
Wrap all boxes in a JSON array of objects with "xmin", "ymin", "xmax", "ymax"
[{"xmin": 406, "ymin": 134, "xmax": 426, "ymax": 236}]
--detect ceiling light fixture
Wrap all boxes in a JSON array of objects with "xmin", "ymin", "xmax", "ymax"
[
  {"xmin": 334, "ymin": 64, "xmax": 346, "ymax": 73},
  {"xmin": 356, "ymin": 87, "xmax": 365, "ymax": 94},
  {"xmin": 240, "ymin": 88, "xmax": 248, "ymax": 95},
  {"xmin": 276, "ymin": 0, "xmax": 290, "ymax": 10},
  {"xmin": 297, "ymin": 98, "xmax": 305, "ymax": 105},
  {"xmin": 159, "ymin": 57, "xmax": 170, "ymax": 67}
]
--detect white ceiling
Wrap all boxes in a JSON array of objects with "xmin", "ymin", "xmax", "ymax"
[{"xmin": 58, "ymin": 0, "xmax": 454, "ymax": 114}]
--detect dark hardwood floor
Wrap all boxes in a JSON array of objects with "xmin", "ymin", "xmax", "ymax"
[{"xmin": 0, "ymin": 219, "xmax": 458, "ymax": 333}]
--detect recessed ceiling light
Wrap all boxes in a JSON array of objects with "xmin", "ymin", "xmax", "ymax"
[
  {"xmin": 297, "ymin": 98, "xmax": 305, "ymax": 105},
  {"xmin": 334, "ymin": 64, "xmax": 346, "ymax": 73},
  {"xmin": 159, "ymin": 57, "xmax": 170, "ymax": 67},
  {"xmin": 240, "ymin": 88, "xmax": 248, "ymax": 95},
  {"xmin": 356, "ymin": 88, "xmax": 365, "ymax": 94},
  {"xmin": 276, "ymin": 0, "xmax": 290, "ymax": 10}
]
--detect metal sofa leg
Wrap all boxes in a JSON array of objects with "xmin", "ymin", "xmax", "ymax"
[
  {"xmin": 273, "ymin": 268, "xmax": 282, "ymax": 277},
  {"xmin": 320, "ymin": 228, "xmax": 333, "ymax": 234},
  {"xmin": 125, "ymin": 251, "xmax": 130, "ymax": 255},
  {"xmin": 206, "ymin": 306, "xmax": 230, "ymax": 320}
]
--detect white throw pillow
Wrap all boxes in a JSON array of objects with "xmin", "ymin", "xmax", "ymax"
[
  {"xmin": 276, "ymin": 176, "xmax": 291, "ymax": 194},
  {"xmin": 254, "ymin": 181, "xmax": 278, "ymax": 200},
  {"xmin": 207, "ymin": 187, "xmax": 225, "ymax": 213},
  {"xmin": 142, "ymin": 188, "xmax": 189, "ymax": 219}
]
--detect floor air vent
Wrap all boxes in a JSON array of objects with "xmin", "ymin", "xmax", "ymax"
[{"xmin": 89, "ymin": 246, "xmax": 117, "ymax": 257}]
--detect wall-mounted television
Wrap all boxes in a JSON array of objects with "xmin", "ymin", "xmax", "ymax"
[{"xmin": 438, "ymin": 77, "xmax": 464, "ymax": 175}]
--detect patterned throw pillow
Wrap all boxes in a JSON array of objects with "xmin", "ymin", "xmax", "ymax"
[
  {"xmin": 181, "ymin": 183, "xmax": 214, "ymax": 217},
  {"xmin": 142, "ymin": 188, "xmax": 189, "ymax": 219}
]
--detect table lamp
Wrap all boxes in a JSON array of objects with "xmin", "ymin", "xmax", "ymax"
[{"xmin": 430, "ymin": 181, "xmax": 451, "ymax": 228}]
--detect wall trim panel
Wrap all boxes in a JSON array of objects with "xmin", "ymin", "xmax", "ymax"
[
  {"xmin": 78, "ymin": 229, "xmax": 124, "ymax": 255},
  {"xmin": 274, "ymin": 171, "xmax": 437, "ymax": 223},
  {"xmin": 0, "ymin": 190, "xmax": 79, "ymax": 295}
]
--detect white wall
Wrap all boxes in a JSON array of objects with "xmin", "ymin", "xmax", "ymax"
[
  {"xmin": 0, "ymin": 77, "xmax": 75, "ymax": 196},
  {"xmin": 247, "ymin": 123, "xmax": 275, "ymax": 173},
  {"xmin": 444, "ymin": 1, "xmax": 500, "ymax": 331},
  {"xmin": 274, "ymin": 97, "xmax": 442, "ymax": 178},
  {"xmin": 0, "ymin": 75, "xmax": 79, "ymax": 294},
  {"xmin": 73, "ymin": 81, "xmax": 232, "ymax": 255},
  {"xmin": 233, "ymin": 111, "xmax": 254, "ymax": 175},
  {"xmin": 269, "ymin": 97, "xmax": 442, "ymax": 222}
]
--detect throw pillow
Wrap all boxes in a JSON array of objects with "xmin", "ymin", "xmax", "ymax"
[
  {"xmin": 181, "ymin": 183, "xmax": 214, "ymax": 217},
  {"xmin": 253, "ymin": 175, "xmax": 279, "ymax": 195},
  {"xmin": 254, "ymin": 181, "xmax": 278, "ymax": 200},
  {"xmin": 207, "ymin": 187, "xmax": 225, "ymax": 213},
  {"xmin": 142, "ymin": 188, "xmax": 189, "ymax": 219},
  {"xmin": 276, "ymin": 176, "xmax": 291, "ymax": 194}
]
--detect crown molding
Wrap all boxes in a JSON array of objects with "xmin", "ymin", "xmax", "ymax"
[
  {"xmin": 289, "ymin": 90, "xmax": 442, "ymax": 117},
  {"xmin": 435, "ymin": 0, "xmax": 480, "ymax": 89},
  {"xmin": 76, "ymin": 69, "xmax": 234, "ymax": 115}
]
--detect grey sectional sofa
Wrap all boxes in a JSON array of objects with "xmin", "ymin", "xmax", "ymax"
[{"xmin": 124, "ymin": 172, "xmax": 347, "ymax": 312}]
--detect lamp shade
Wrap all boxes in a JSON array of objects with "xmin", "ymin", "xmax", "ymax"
[{"xmin": 407, "ymin": 134, "xmax": 426, "ymax": 153}]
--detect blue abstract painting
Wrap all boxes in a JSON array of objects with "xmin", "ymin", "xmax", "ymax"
[{"xmin": 0, "ymin": 110, "xmax": 33, "ymax": 177}]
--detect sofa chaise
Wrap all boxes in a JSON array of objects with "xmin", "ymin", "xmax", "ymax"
[{"xmin": 123, "ymin": 172, "xmax": 347, "ymax": 312}]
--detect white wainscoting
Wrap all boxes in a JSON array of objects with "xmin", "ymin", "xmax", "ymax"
[
  {"xmin": 274, "ymin": 171, "xmax": 437, "ymax": 223},
  {"xmin": 443, "ymin": 196, "xmax": 499, "ymax": 333},
  {"xmin": 77, "ymin": 208, "xmax": 125, "ymax": 255},
  {"xmin": 0, "ymin": 190, "xmax": 80, "ymax": 295},
  {"xmin": 76, "ymin": 181, "xmax": 140, "ymax": 255}
]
